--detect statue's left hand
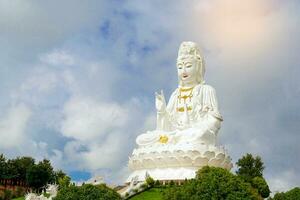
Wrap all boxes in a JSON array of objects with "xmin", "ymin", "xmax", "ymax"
[{"xmin": 155, "ymin": 90, "xmax": 166, "ymax": 112}]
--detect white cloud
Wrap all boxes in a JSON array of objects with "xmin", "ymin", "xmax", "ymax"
[
  {"xmin": 0, "ymin": 104, "xmax": 31, "ymax": 148},
  {"xmin": 75, "ymin": 132, "xmax": 126, "ymax": 170},
  {"xmin": 20, "ymin": 69, "xmax": 58, "ymax": 93},
  {"xmin": 267, "ymin": 169, "xmax": 300, "ymax": 193},
  {"xmin": 40, "ymin": 50, "xmax": 75, "ymax": 66},
  {"xmin": 61, "ymin": 96, "xmax": 128, "ymax": 141}
]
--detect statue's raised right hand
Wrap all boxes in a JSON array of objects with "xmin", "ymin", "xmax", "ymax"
[{"xmin": 155, "ymin": 90, "xmax": 166, "ymax": 112}]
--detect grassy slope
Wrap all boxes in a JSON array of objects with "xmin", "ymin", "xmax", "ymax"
[
  {"xmin": 12, "ymin": 197, "xmax": 25, "ymax": 200},
  {"xmin": 129, "ymin": 188, "xmax": 164, "ymax": 200}
]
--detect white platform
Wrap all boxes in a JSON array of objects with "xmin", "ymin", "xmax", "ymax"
[{"xmin": 126, "ymin": 143, "xmax": 232, "ymax": 182}]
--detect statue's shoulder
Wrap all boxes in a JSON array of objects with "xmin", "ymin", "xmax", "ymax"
[{"xmin": 194, "ymin": 83, "xmax": 216, "ymax": 94}]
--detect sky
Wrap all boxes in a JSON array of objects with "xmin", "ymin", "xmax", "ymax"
[{"xmin": 0, "ymin": 0, "xmax": 299, "ymax": 193}]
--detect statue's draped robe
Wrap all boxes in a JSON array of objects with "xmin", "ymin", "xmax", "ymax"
[{"xmin": 137, "ymin": 84, "xmax": 223, "ymax": 146}]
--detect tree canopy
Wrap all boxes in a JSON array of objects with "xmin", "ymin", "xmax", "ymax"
[
  {"xmin": 236, "ymin": 153, "xmax": 270, "ymax": 198},
  {"xmin": 0, "ymin": 153, "xmax": 68, "ymax": 192},
  {"xmin": 163, "ymin": 166, "xmax": 262, "ymax": 200},
  {"xmin": 236, "ymin": 153, "xmax": 264, "ymax": 181}
]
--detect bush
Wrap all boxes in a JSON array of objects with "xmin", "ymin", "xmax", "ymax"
[
  {"xmin": 54, "ymin": 184, "xmax": 121, "ymax": 200},
  {"xmin": 54, "ymin": 184, "xmax": 79, "ymax": 200},
  {"xmin": 169, "ymin": 180, "xmax": 175, "ymax": 186},
  {"xmin": 140, "ymin": 183, "xmax": 148, "ymax": 189},
  {"xmin": 145, "ymin": 176, "xmax": 155, "ymax": 187},
  {"xmin": 154, "ymin": 180, "xmax": 160, "ymax": 186},
  {"xmin": 15, "ymin": 186, "xmax": 26, "ymax": 197},
  {"xmin": 163, "ymin": 166, "xmax": 261, "ymax": 200},
  {"xmin": 132, "ymin": 188, "xmax": 139, "ymax": 193},
  {"xmin": 125, "ymin": 192, "xmax": 129, "ymax": 197},
  {"xmin": 3, "ymin": 189, "xmax": 12, "ymax": 200}
]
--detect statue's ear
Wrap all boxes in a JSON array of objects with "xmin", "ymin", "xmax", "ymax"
[{"xmin": 196, "ymin": 59, "xmax": 202, "ymax": 84}]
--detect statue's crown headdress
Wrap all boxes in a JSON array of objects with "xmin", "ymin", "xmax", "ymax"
[{"xmin": 178, "ymin": 41, "xmax": 202, "ymax": 60}]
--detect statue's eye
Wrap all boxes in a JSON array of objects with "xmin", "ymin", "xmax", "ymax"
[{"xmin": 186, "ymin": 64, "xmax": 192, "ymax": 68}]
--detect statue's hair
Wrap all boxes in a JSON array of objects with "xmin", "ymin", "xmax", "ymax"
[{"xmin": 177, "ymin": 41, "xmax": 205, "ymax": 86}]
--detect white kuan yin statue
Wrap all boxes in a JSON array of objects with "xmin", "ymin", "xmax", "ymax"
[{"xmin": 127, "ymin": 41, "xmax": 232, "ymax": 183}]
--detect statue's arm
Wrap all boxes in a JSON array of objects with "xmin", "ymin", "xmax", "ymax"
[
  {"xmin": 156, "ymin": 90, "xmax": 177, "ymax": 131},
  {"xmin": 156, "ymin": 110, "xmax": 170, "ymax": 131},
  {"xmin": 195, "ymin": 85, "xmax": 223, "ymax": 134}
]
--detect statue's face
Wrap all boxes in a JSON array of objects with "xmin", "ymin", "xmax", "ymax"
[{"xmin": 177, "ymin": 56, "xmax": 198, "ymax": 86}]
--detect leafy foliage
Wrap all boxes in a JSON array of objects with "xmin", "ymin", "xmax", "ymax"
[
  {"xmin": 0, "ymin": 153, "xmax": 66, "ymax": 194},
  {"xmin": 252, "ymin": 176, "xmax": 270, "ymax": 198},
  {"xmin": 54, "ymin": 184, "xmax": 121, "ymax": 200},
  {"xmin": 162, "ymin": 166, "xmax": 262, "ymax": 200},
  {"xmin": 236, "ymin": 154, "xmax": 270, "ymax": 198}
]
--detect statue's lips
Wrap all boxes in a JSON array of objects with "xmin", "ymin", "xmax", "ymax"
[{"xmin": 182, "ymin": 74, "xmax": 188, "ymax": 78}]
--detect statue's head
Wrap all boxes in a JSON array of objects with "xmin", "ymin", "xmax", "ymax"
[{"xmin": 177, "ymin": 41, "xmax": 205, "ymax": 87}]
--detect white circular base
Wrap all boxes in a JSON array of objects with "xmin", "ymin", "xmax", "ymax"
[
  {"xmin": 126, "ymin": 167, "xmax": 198, "ymax": 182},
  {"xmin": 126, "ymin": 143, "xmax": 233, "ymax": 183}
]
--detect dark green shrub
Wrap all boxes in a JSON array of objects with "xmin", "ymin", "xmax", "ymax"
[
  {"xmin": 154, "ymin": 180, "xmax": 160, "ymax": 186},
  {"xmin": 169, "ymin": 180, "xmax": 175, "ymax": 186}
]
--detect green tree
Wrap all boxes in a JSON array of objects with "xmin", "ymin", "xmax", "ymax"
[
  {"xmin": 26, "ymin": 159, "xmax": 54, "ymax": 192},
  {"xmin": 13, "ymin": 156, "xmax": 35, "ymax": 183},
  {"xmin": 5, "ymin": 159, "xmax": 18, "ymax": 180},
  {"xmin": 236, "ymin": 154, "xmax": 270, "ymax": 198},
  {"xmin": 38, "ymin": 159, "xmax": 55, "ymax": 183},
  {"xmin": 163, "ymin": 166, "xmax": 261, "ymax": 200},
  {"xmin": 236, "ymin": 153, "xmax": 264, "ymax": 182},
  {"xmin": 0, "ymin": 154, "xmax": 6, "ymax": 179}
]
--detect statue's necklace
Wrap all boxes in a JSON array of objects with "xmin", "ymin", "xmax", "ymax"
[{"xmin": 177, "ymin": 87, "xmax": 194, "ymax": 112}]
